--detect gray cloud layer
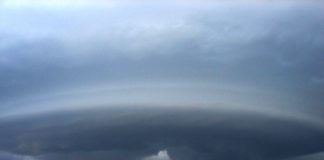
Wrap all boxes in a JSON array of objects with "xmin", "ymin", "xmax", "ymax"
[
  {"xmin": 0, "ymin": 0, "xmax": 324, "ymax": 160},
  {"xmin": 1, "ymin": 107, "xmax": 324, "ymax": 160}
]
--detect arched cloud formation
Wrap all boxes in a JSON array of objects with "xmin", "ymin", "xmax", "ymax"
[{"xmin": 0, "ymin": 0, "xmax": 323, "ymax": 160}]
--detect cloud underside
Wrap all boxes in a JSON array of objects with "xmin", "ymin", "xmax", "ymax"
[
  {"xmin": 0, "ymin": 107, "xmax": 323, "ymax": 160},
  {"xmin": 1, "ymin": 1, "xmax": 323, "ymax": 107},
  {"xmin": 0, "ymin": 1, "xmax": 324, "ymax": 160}
]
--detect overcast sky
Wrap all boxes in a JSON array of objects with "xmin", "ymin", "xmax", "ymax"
[{"xmin": 0, "ymin": 0, "xmax": 324, "ymax": 160}]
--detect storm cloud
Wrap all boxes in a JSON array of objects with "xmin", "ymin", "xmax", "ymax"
[
  {"xmin": 0, "ymin": 0, "xmax": 324, "ymax": 160},
  {"xmin": 1, "ymin": 107, "xmax": 324, "ymax": 160}
]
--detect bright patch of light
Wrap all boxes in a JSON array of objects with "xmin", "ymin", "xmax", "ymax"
[{"xmin": 143, "ymin": 150, "xmax": 172, "ymax": 160}]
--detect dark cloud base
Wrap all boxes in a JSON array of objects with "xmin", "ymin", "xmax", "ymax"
[
  {"xmin": 1, "ymin": 107, "xmax": 323, "ymax": 160},
  {"xmin": 1, "ymin": 1, "xmax": 324, "ymax": 160}
]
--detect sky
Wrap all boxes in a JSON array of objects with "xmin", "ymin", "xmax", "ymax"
[{"xmin": 0, "ymin": 0, "xmax": 324, "ymax": 160}]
